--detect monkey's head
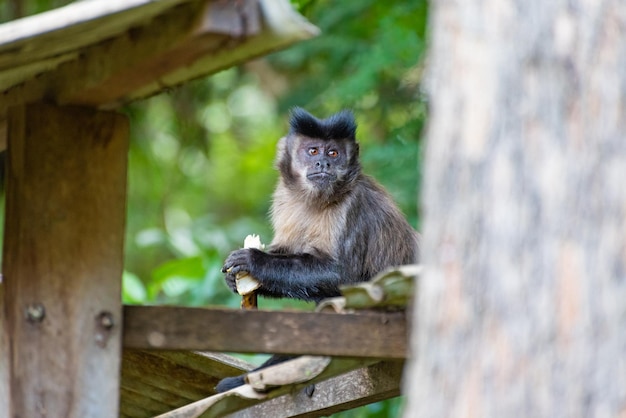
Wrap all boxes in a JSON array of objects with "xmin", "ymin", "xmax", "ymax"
[{"xmin": 276, "ymin": 108, "xmax": 361, "ymax": 204}]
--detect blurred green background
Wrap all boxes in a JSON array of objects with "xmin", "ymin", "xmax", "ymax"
[{"xmin": 1, "ymin": 1, "xmax": 428, "ymax": 415}]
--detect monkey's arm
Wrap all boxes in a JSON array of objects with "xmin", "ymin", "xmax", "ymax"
[{"xmin": 222, "ymin": 248, "xmax": 342, "ymax": 302}]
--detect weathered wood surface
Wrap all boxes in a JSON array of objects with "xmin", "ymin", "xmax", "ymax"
[
  {"xmin": 230, "ymin": 361, "xmax": 403, "ymax": 418},
  {"xmin": 0, "ymin": 0, "xmax": 318, "ymax": 125},
  {"xmin": 123, "ymin": 305, "xmax": 408, "ymax": 359},
  {"xmin": 0, "ymin": 0, "xmax": 188, "ymax": 71},
  {"xmin": 155, "ymin": 356, "xmax": 380, "ymax": 418},
  {"xmin": 404, "ymin": 0, "xmax": 626, "ymax": 417},
  {"xmin": 0, "ymin": 104, "xmax": 128, "ymax": 417},
  {"xmin": 318, "ymin": 265, "xmax": 420, "ymax": 312},
  {"xmin": 120, "ymin": 350, "xmax": 251, "ymax": 418}
]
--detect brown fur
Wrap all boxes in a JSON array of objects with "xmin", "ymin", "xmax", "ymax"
[{"xmin": 270, "ymin": 178, "xmax": 351, "ymax": 256}]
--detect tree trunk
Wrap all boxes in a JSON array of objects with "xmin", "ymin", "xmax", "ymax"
[{"xmin": 404, "ymin": 1, "xmax": 626, "ymax": 416}]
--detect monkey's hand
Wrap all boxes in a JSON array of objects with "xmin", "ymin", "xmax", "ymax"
[{"xmin": 221, "ymin": 248, "xmax": 263, "ymax": 293}]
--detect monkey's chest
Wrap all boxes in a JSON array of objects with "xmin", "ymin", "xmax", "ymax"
[{"xmin": 271, "ymin": 205, "xmax": 345, "ymax": 256}]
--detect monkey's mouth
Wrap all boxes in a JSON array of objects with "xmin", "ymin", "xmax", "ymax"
[
  {"xmin": 307, "ymin": 172, "xmax": 335, "ymax": 181},
  {"xmin": 307, "ymin": 172, "xmax": 337, "ymax": 187}
]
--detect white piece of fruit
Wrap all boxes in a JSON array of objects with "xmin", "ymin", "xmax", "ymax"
[
  {"xmin": 235, "ymin": 234, "xmax": 264, "ymax": 296},
  {"xmin": 243, "ymin": 234, "xmax": 264, "ymax": 250}
]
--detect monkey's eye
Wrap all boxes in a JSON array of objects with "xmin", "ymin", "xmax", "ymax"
[
  {"xmin": 328, "ymin": 150, "xmax": 339, "ymax": 158},
  {"xmin": 308, "ymin": 148, "xmax": 319, "ymax": 156}
]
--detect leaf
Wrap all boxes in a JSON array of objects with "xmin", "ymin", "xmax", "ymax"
[
  {"xmin": 152, "ymin": 256, "xmax": 206, "ymax": 284},
  {"xmin": 122, "ymin": 270, "xmax": 148, "ymax": 304},
  {"xmin": 161, "ymin": 277, "xmax": 195, "ymax": 298}
]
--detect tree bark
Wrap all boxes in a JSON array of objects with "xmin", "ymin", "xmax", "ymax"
[{"xmin": 404, "ymin": 0, "xmax": 626, "ymax": 416}]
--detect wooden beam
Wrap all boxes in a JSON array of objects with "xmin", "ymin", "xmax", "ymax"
[
  {"xmin": 231, "ymin": 361, "xmax": 403, "ymax": 418},
  {"xmin": 123, "ymin": 306, "xmax": 408, "ymax": 359},
  {"xmin": 155, "ymin": 356, "xmax": 379, "ymax": 418},
  {"xmin": 0, "ymin": 104, "xmax": 129, "ymax": 417}
]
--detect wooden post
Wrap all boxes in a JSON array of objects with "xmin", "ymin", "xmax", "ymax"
[{"xmin": 0, "ymin": 104, "xmax": 128, "ymax": 417}]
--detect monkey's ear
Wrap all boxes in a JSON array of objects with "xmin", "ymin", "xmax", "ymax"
[{"xmin": 274, "ymin": 136, "xmax": 288, "ymax": 169}]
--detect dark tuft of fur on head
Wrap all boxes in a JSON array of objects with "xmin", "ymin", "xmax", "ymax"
[{"xmin": 289, "ymin": 107, "xmax": 356, "ymax": 141}]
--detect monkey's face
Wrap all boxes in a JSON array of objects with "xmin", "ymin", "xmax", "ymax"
[{"xmin": 294, "ymin": 138, "xmax": 352, "ymax": 192}]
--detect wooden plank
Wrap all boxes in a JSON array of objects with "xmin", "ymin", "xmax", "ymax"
[
  {"xmin": 230, "ymin": 361, "xmax": 403, "ymax": 418},
  {"xmin": 0, "ymin": 0, "xmax": 190, "ymax": 70},
  {"xmin": 122, "ymin": 351, "xmax": 221, "ymax": 399},
  {"xmin": 120, "ymin": 351, "xmax": 252, "ymax": 418},
  {"xmin": 0, "ymin": 0, "xmax": 222, "ymax": 107},
  {"xmin": 151, "ymin": 351, "xmax": 253, "ymax": 377},
  {"xmin": 123, "ymin": 306, "xmax": 407, "ymax": 359},
  {"xmin": 0, "ymin": 104, "xmax": 129, "ymax": 417},
  {"xmin": 155, "ymin": 356, "xmax": 378, "ymax": 418}
]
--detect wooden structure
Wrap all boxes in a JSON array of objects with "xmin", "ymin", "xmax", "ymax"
[
  {"xmin": 121, "ymin": 268, "xmax": 415, "ymax": 417},
  {"xmin": 0, "ymin": 1, "xmax": 412, "ymax": 417}
]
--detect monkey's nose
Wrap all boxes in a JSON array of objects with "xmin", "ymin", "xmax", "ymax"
[{"xmin": 315, "ymin": 160, "xmax": 331, "ymax": 169}]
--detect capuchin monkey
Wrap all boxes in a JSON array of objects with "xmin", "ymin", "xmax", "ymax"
[{"xmin": 216, "ymin": 108, "xmax": 419, "ymax": 393}]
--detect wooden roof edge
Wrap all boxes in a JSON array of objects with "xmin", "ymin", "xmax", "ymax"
[
  {"xmin": 0, "ymin": 0, "xmax": 188, "ymax": 62},
  {"xmin": 0, "ymin": 0, "xmax": 318, "ymax": 97}
]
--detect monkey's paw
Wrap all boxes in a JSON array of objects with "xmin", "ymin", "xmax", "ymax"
[
  {"xmin": 222, "ymin": 248, "xmax": 261, "ymax": 292},
  {"xmin": 222, "ymin": 270, "xmax": 238, "ymax": 293}
]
